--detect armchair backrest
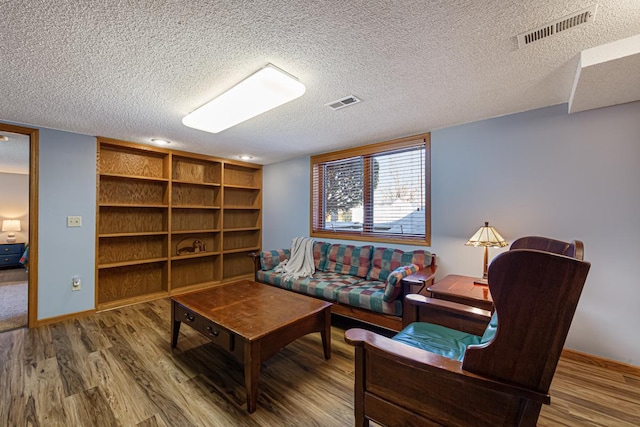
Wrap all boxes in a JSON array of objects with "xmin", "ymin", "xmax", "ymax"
[
  {"xmin": 462, "ymin": 246, "xmax": 590, "ymax": 395},
  {"xmin": 510, "ymin": 235, "xmax": 584, "ymax": 260}
]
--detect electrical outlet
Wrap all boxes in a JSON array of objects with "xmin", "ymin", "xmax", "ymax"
[
  {"xmin": 72, "ymin": 276, "xmax": 81, "ymax": 291},
  {"xmin": 67, "ymin": 216, "xmax": 82, "ymax": 227}
]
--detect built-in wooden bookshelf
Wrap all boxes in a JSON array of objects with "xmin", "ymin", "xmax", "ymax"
[
  {"xmin": 96, "ymin": 138, "xmax": 262, "ymax": 310},
  {"xmin": 170, "ymin": 154, "xmax": 223, "ymax": 292},
  {"xmin": 222, "ymin": 163, "xmax": 262, "ymax": 280}
]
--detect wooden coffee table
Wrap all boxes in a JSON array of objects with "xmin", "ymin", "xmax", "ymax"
[{"xmin": 171, "ymin": 280, "xmax": 332, "ymax": 413}]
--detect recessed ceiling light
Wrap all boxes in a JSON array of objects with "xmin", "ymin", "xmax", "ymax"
[
  {"xmin": 238, "ymin": 155, "xmax": 254, "ymax": 161},
  {"xmin": 182, "ymin": 63, "xmax": 306, "ymax": 134},
  {"xmin": 0, "ymin": 135, "xmax": 9, "ymax": 142},
  {"xmin": 151, "ymin": 138, "xmax": 171, "ymax": 145}
]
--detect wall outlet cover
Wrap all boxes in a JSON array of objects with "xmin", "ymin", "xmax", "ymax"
[{"xmin": 67, "ymin": 216, "xmax": 82, "ymax": 227}]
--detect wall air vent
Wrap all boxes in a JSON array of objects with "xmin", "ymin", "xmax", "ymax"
[
  {"xmin": 326, "ymin": 95, "xmax": 362, "ymax": 111},
  {"xmin": 517, "ymin": 4, "xmax": 597, "ymax": 49}
]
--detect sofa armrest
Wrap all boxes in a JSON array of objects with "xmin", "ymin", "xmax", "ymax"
[
  {"xmin": 248, "ymin": 252, "xmax": 261, "ymax": 275},
  {"xmin": 402, "ymin": 294, "xmax": 491, "ymax": 335},
  {"xmin": 401, "ymin": 253, "xmax": 437, "ymax": 296}
]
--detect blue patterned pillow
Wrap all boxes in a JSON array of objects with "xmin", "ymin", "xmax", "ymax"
[
  {"xmin": 260, "ymin": 249, "xmax": 290, "ymax": 270},
  {"xmin": 368, "ymin": 248, "xmax": 431, "ymax": 281},
  {"xmin": 383, "ymin": 263, "xmax": 420, "ymax": 302},
  {"xmin": 325, "ymin": 244, "xmax": 373, "ymax": 278}
]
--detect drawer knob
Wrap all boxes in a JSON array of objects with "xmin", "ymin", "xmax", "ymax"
[
  {"xmin": 3, "ymin": 258, "xmax": 8, "ymax": 262},
  {"xmin": 184, "ymin": 312, "xmax": 195, "ymax": 322},
  {"xmin": 3, "ymin": 248, "xmax": 9, "ymax": 252},
  {"xmin": 206, "ymin": 326, "xmax": 219, "ymax": 337}
]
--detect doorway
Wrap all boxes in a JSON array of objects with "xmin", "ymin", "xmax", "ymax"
[{"xmin": 0, "ymin": 123, "xmax": 38, "ymax": 330}]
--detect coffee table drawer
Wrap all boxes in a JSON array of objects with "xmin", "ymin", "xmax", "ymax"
[{"xmin": 174, "ymin": 304, "xmax": 233, "ymax": 352}]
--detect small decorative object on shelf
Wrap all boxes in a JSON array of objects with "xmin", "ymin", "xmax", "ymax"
[{"xmin": 177, "ymin": 238, "xmax": 206, "ymax": 255}]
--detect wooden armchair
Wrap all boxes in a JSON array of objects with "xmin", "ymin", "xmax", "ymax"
[
  {"xmin": 345, "ymin": 240, "xmax": 590, "ymax": 426},
  {"xmin": 402, "ymin": 237, "xmax": 585, "ymax": 336}
]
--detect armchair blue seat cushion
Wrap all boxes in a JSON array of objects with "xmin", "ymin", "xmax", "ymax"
[
  {"xmin": 393, "ymin": 323, "xmax": 481, "ymax": 361},
  {"xmin": 392, "ymin": 313, "xmax": 499, "ymax": 362}
]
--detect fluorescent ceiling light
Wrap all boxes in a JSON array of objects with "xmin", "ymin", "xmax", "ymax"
[
  {"xmin": 151, "ymin": 138, "xmax": 171, "ymax": 145},
  {"xmin": 182, "ymin": 64, "xmax": 306, "ymax": 133}
]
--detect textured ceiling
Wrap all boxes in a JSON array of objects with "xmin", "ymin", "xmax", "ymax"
[{"xmin": 1, "ymin": 1, "xmax": 639, "ymax": 165}]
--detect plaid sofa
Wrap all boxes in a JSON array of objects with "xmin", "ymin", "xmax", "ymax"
[{"xmin": 254, "ymin": 242, "xmax": 434, "ymax": 320}]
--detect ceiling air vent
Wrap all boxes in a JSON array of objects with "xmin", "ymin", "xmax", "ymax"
[
  {"xmin": 517, "ymin": 4, "xmax": 597, "ymax": 49},
  {"xmin": 326, "ymin": 95, "xmax": 362, "ymax": 111}
]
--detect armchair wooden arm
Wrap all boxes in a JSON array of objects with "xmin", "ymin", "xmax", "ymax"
[
  {"xmin": 345, "ymin": 328, "xmax": 550, "ymax": 403},
  {"xmin": 403, "ymin": 294, "xmax": 491, "ymax": 335},
  {"xmin": 345, "ymin": 328, "xmax": 550, "ymax": 427}
]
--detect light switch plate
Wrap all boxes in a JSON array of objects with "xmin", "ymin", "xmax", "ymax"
[{"xmin": 67, "ymin": 216, "xmax": 82, "ymax": 227}]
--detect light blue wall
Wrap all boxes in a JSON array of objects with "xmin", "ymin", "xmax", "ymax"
[
  {"xmin": 262, "ymin": 155, "xmax": 311, "ymax": 249},
  {"xmin": 262, "ymin": 101, "xmax": 640, "ymax": 366},
  {"xmin": 37, "ymin": 128, "xmax": 96, "ymax": 319}
]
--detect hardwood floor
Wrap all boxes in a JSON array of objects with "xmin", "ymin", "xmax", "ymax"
[{"xmin": 0, "ymin": 298, "xmax": 638, "ymax": 426}]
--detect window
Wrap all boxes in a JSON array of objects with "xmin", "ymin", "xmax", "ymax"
[{"xmin": 311, "ymin": 133, "xmax": 430, "ymax": 245}]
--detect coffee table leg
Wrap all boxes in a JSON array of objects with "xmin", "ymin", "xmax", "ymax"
[
  {"xmin": 321, "ymin": 307, "xmax": 331, "ymax": 360},
  {"xmin": 244, "ymin": 340, "xmax": 261, "ymax": 413}
]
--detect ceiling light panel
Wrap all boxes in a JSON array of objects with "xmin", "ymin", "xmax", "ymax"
[{"xmin": 183, "ymin": 64, "xmax": 306, "ymax": 134}]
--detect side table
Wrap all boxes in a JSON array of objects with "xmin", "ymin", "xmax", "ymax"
[
  {"xmin": 0, "ymin": 242, "xmax": 25, "ymax": 269},
  {"xmin": 427, "ymin": 274, "xmax": 494, "ymax": 311}
]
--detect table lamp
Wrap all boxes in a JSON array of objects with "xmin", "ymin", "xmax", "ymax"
[
  {"xmin": 2, "ymin": 219, "xmax": 21, "ymax": 243},
  {"xmin": 465, "ymin": 221, "xmax": 508, "ymax": 285}
]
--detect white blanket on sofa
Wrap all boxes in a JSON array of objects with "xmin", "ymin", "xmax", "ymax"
[{"xmin": 275, "ymin": 236, "xmax": 315, "ymax": 280}]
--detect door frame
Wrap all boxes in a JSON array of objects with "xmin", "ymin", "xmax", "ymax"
[{"xmin": 0, "ymin": 123, "xmax": 39, "ymax": 327}]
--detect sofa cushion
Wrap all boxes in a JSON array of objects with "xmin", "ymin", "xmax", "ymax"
[
  {"xmin": 260, "ymin": 249, "xmax": 290, "ymax": 271},
  {"xmin": 383, "ymin": 263, "xmax": 420, "ymax": 302},
  {"xmin": 325, "ymin": 244, "xmax": 373, "ymax": 278},
  {"xmin": 256, "ymin": 269, "xmax": 293, "ymax": 287},
  {"xmin": 292, "ymin": 271, "xmax": 363, "ymax": 301},
  {"xmin": 368, "ymin": 248, "xmax": 431, "ymax": 281},
  {"xmin": 392, "ymin": 322, "xmax": 482, "ymax": 362},
  {"xmin": 257, "ymin": 270, "xmax": 362, "ymax": 301},
  {"xmin": 335, "ymin": 280, "xmax": 403, "ymax": 316},
  {"xmin": 313, "ymin": 241, "xmax": 331, "ymax": 271}
]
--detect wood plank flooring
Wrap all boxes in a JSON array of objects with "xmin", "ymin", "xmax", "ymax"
[{"xmin": 0, "ymin": 297, "xmax": 638, "ymax": 426}]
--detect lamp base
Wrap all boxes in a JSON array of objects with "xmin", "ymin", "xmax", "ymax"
[{"xmin": 6, "ymin": 233, "xmax": 16, "ymax": 243}]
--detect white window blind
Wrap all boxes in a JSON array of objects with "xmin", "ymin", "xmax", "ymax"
[
  {"xmin": 322, "ymin": 156, "xmax": 364, "ymax": 231},
  {"xmin": 311, "ymin": 135, "xmax": 430, "ymax": 245}
]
